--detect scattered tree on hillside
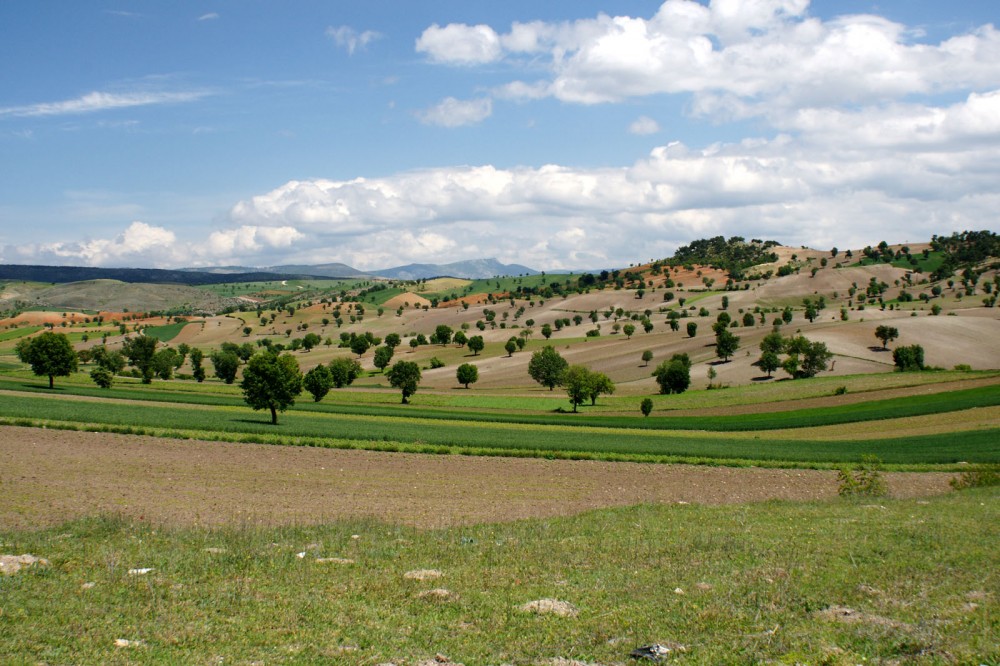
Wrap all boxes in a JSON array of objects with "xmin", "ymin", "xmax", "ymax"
[
  {"xmin": 686, "ymin": 321, "xmax": 698, "ymax": 338},
  {"xmin": 641, "ymin": 350, "xmax": 654, "ymax": 367},
  {"xmin": 528, "ymin": 345, "xmax": 568, "ymax": 391},
  {"xmin": 622, "ymin": 323, "xmax": 636, "ymax": 339},
  {"xmin": 504, "ymin": 339, "xmax": 517, "ymax": 357},
  {"xmin": 561, "ymin": 365, "xmax": 592, "ymax": 412},
  {"xmin": 893, "ymin": 344, "xmax": 925, "ymax": 371},
  {"xmin": 240, "ymin": 351, "xmax": 303, "ymax": 425},
  {"xmin": 586, "ymin": 371, "xmax": 615, "ymax": 406},
  {"xmin": 456, "ymin": 362, "xmax": 478, "ymax": 389},
  {"xmin": 640, "ymin": 397, "xmax": 654, "ymax": 417},
  {"xmin": 15, "ymin": 331, "xmax": 78, "ymax": 389},
  {"xmin": 189, "ymin": 348, "xmax": 206, "ymax": 382},
  {"xmin": 328, "ymin": 357, "xmax": 363, "ymax": 388},
  {"xmin": 874, "ymin": 325, "xmax": 899, "ymax": 350},
  {"xmin": 350, "ymin": 336, "xmax": 370, "ymax": 358},
  {"xmin": 652, "ymin": 354, "xmax": 691, "ymax": 394},
  {"xmin": 122, "ymin": 335, "xmax": 158, "ymax": 383},
  {"xmin": 90, "ymin": 366, "xmax": 114, "ymax": 389},
  {"xmin": 211, "ymin": 350, "xmax": 240, "ymax": 384},
  {"xmin": 387, "ymin": 360, "xmax": 422, "ymax": 404},
  {"xmin": 303, "ymin": 364, "xmax": 334, "ymax": 402},
  {"xmin": 468, "ymin": 335, "xmax": 485, "ymax": 356},
  {"xmin": 373, "ymin": 345, "xmax": 394, "ymax": 373},
  {"xmin": 714, "ymin": 328, "xmax": 740, "ymax": 362},
  {"xmin": 434, "ymin": 324, "xmax": 453, "ymax": 346},
  {"xmin": 384, "ymin": 333, "xmax": 401, "ymax": 350}
]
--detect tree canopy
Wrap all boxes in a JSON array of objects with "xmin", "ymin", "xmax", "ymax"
[
  {"xmin": 15, "ymin": 331, "xmax": 78, "ymax": 389},
  {"xmin": 528, "ymin": 345, "xmax": 568, "ymax": 391},
  {"xmin": 387, "ymin": 360, "xmax": 422, "ymax": 403},
  {"xmin": 240, "ymin": 351, "xmax": 303, "ymax": 425}
]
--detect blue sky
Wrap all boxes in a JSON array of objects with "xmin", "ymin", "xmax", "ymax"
[{"xmin": 1, "ymin": 1, "xmax": 998, "ymax": 270}]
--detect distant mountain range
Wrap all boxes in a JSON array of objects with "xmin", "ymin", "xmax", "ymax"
[{"xmin": 0, "ymin": 258, "xmax": 540, "ymax": 285}]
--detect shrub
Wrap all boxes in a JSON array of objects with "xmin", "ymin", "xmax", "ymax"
[
  {"xmin": 949, "ymin": 467, "xmax": 1000, "ymax": 490},
  {"xmin": 429, "ymin": 357, "xmax": 445, "ymax": 369},
  {"xmin": 833, "ymin": 386, "xmax": 848, "ymax": 395},
  {"xmin": 640, "ymin": 398, "xmax": 653, "ymax": 417},
  {"xmin": 893, "ymin": 344, "xmax": 925, "ymax": 371},
  {"xmin": 837, "ymin": 455, "xmax": 888, "ymax": 498}
]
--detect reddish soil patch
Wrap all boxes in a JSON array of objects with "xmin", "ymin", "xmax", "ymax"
[{"xmin": 0, "ymin": 426, "xmax": 952, "ymax": 531}]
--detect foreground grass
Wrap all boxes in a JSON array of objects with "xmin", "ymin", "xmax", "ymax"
[{"xmin": 1, "ymin": 489, "xmax": 995, "ymax": 664}]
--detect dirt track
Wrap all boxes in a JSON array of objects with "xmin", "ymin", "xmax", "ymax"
[{"xmin": 0, "ymin": 426, "xmax": 954, "ymax": 531}]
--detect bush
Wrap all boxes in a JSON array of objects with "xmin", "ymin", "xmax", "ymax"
[
  {"xmin": 429, "ymin": 357, "xmax": 445, "ymax": 369},
  {"xmin": 837, "ymin": 455, "xmax": 888, "ymax": 498},
  {"xmin": 949, "ymin": 467, "xmax": 1000, "ymax": 490},
  {"xmin": 833, "ymin": 386, "xmax": 848, "ymax": 395},
  {"xmin": 893, "ymin": 344, "xmax": 925, "ymax": 371}
]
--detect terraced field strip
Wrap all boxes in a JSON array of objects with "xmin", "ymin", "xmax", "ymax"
[{"xmin": 2, "ymin": 390, "xmax": 997, "ymax": 466}]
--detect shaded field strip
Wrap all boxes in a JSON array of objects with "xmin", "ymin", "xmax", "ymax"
[
  {"xmin": 1, "ymin": 379, "xmax": 998, "ymax": 433},
  {"xmin": 1, "ymin": 393, "xmax": 998, "ymax": 465}
]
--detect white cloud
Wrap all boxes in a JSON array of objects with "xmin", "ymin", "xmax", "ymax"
[
  {"xmin": 197, "ymin": 12, "xmax": 219, "ymax": 21},
  {"xmin": 629, "ymin": 116, "xmax": 661, "ymax": 135},
  {"xmin": 0, "ymin": 90, "xmax": 211, "ymax": 118},
  {"xmin": 416, "ymin": 23, "xmax": 502, "ymax": 64},
  {"xmin": 326, "ymin": 25, "xmax": 382, "ymax": 55},
  {"xmin": 418, "ymin": 97, "xmax": 493, "ymax": 127}
]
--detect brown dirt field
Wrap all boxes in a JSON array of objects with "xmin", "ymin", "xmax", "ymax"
[
  {"xmin": 0, "ymin": 426, "xmax": 952, "ymax": 531},
  {"xmin": 383, "ymin": 293, "xmax": 432, "ymax": 309}
]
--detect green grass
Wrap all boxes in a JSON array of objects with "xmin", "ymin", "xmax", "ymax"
[
  {"xmin": 142, "ymin": 321, "xmax": 193, "ymax": 342},
  {"xmin": 850, "ymin": 250, "xmax": 945, "ymax": 274},
  {"xmin": 0, "ymin": 326, "xmax": 41, "ymax": 342},
  {"xmin": 1, "ymin": 489, "xmax": 996, "ymax": 664}
]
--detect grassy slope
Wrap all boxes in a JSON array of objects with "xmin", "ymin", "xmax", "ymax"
[{"xmin": 1, "ymin": 488, "xmax": 996, "ymax": 664}]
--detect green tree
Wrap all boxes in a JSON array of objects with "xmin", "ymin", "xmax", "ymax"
[
  {"xmin": 90, "ymin": 366, "xmax": 114, "ymax": 389},
  {"xmin": 152, "ymin": 348, "xmax": 180, "ymax": 380},
  {"xmin": 622, "ymin": 323, "xmax": 636, "ymax": 339},
  {"xmin": 714, "ymin": 328, "xmax": 740, "ymax": 362},
  {"xmin": 373, "ymin": 345, "xmax": 394, "ymax": 373},
  {"xmin": 189, "ymin": 347, "xmax": 206, "ymax": 382},
  {"xmin": 241, "ymin": 352, "xmax": 303, "ymax": 424},
  {"xmin": 641, "ymin": 349, "xmax": 654, "ymax": 367},
  {"xmin": 328, "ymin": 357, "xmax": 363, "ymax": 387},
  {"xmin": 92, "ymin": 346, "xmax": 127, "ymax": 374},
  {"xmin": 384, "ymin": 333, "xmax": 402, "ymax": 350},
  {"xmin": 874, "ymin": 325, "xmax": 899, "ymax": 350},
  {"xmin": 468, "ymin": 335, "xmax": 485, "ymax": 356},
  {"xmin": 15, "ymin": 331, "xmax": 78, "ymax": 389},
  {"xmin": 893, "ymin": 344, "xmax": 925, "ymax": 371},
  {"xmin": 210, "ymin": 350, "xmax": 241, "ymax": 384},
  {"xmin": 586, "ymin": 371, "xmax": 615, "ymax": 406},
  {"xmin": 757, "ymin": 350, "xmax": 781, "ymax": 377},
  {"xmin": 303, "ymin": 364, "xmax": 334, "ymax": 402},
  {"xmin": 387, "ymin": 360, "xmax": 422, "ymax": 404},
  {"xmin": 456, "ymin": 362, "xmax": 479, "ymax": 389},
  {"xmin": 686, "ymin": 321, "xmax": 698, "ymax": 338},
  {"xmin": 561, "ymin": 365, "xmax": 592, "ymax": 412},
  {"xmin": 541, "ymin": 323, "xmax": 553, "ymax": 339},
  {"xmin": 434, "ymin": 324, "xmax": 453, "ymax": 346},
  {"xmin": 528, "ymin": 345, "xmax": 568, "ymax": 391},
  {"xmin": 302, "ymin": 332, "xmax": 322, "ymax": 351},
  {"xmin": 640, "ymin": 397, "xmax": 654, "ymax": 417},
  {"xmin": 121, "ymin": 335, "xmax": 158, "ymax": 384},
  {"xmin": 504, "ymin": 339, "xmax": 517, "ymax": 357},
  {"xmin": 453, "ymin": 330, "xmax": 468, "ymax": 347},
  {"xmin": 350, "ymin": 336, "xmax": 370, "ymax": 358},
  {"xmin": 652, "ymin": 354, "xmax": 691, "ymax": 394}
]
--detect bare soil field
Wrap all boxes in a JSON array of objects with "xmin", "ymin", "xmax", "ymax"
[{"xmin": 1, "ymin": 426, "xmax": 952, "ymax": 531}]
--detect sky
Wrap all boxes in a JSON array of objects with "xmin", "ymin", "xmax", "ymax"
[{"xmin": 1, "ymin": 0, "xmax": 998, "ymax": 272}]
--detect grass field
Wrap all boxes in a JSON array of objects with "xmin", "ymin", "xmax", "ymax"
[{"xmin": 1, "ymin": 488, "xmax": 996, "ymax": 664}]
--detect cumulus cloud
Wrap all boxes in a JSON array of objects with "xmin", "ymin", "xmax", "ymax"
[
  {"xmin": 416, "ymin": 23, "xmax": 502, "ymax": 64},
  {"xmin": 326, "ymin": 25, "xmax": 382, "ymax": 54},
  {"xmin": 418, "ymin": 97, "xmax": 493, "ymax": 127},
  {"xmin": 629, "ymin": 116, "xmax": 661, "ymax": 135}
]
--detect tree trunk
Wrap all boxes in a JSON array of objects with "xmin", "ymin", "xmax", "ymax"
[
  {"xmin": 48, "ymin": 375, "xmax": 54, "ymax": 389},
  {"xmin": 270, "ymin": 406, "xmax": 278, "ymax": 425}
]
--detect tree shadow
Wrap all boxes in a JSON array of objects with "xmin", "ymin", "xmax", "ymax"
[
  {"xmin": 708, "ymin": 359, "xmax": 731, "ymax": 366},
  {"xmin": 751, "ymin": 375, "xmax": 774, "ymax": 382},
  {"xmin": 868, "ymin": 346, "xmax": 890, "ymax": 352}
]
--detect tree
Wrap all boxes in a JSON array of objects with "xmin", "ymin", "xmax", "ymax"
[
  {"xmin": 92, "ymin": 346, "xmax": 127, "ymax": 374},
  {"xmin": 90, "ymin": 366, "xmax": 114, "ymax": 389},
  {"xmin": 373, "ymin": 345, "xmax": 394, "ymax": 373},
  {"xmin": 641, "ymin": 350, "xmax": 654, "ymax": 367},
  {"xmin": 453, "ymin": 330, "xmax": 468, "ymax": 347},
  {"xmin": 798, "ymin": 339, "xmax": 833, "ymax": 378},
  {"xmin": 350, "ymin": 336, "xmax": 370, "ymax": 358},
  {"xmin": 586, "ymin": 371, "xmax": 615, "ymax": 406},
  {"xmin": 686, "ymin": 321, "xmax": 698, "ymax": 338},
  {"xmin": 874, "ymin": 325, "xmax": 899, "ymax": 350},
  {"xmin": 561, "ymin": 365, "xmax": 592, "ymax": 412},
  {"xmin": 504, "ymin": 339, "xmax": 517, "ymax": 357},
  {"xmin": 15, "ymin": 331, "xmax": 78, "ymax": 389},
  {"xmin": 528, "ymin": 345, "xmax": 568, "ymax": 391},
  {"xmin": 456, "ymin": 363, "xmax": 479, "ymax": 388},
  {"xmin": 893, "ymin": 344, "xmax": 925, "ymax": 371},
  {"xmin": 152, "ymin": 348, "xmax": 180, "ymax": 380},
  {"xmin": 757, "ymin": 350, "xmax": 781, "ymax": 377},
  {"xmin": 241, "ymin": 352, "xmax": 303, "ymax": 425},
  {"xmin": 301, "ymin": 332, "xmax": 322, "ymax": 351},
  {"xmin": 640, "ymin": 398, "xmax": 654, "ymax": 417},
  {"xmin": 122, "ymin": 335, "xmax": 158, "ymax": 383},
  {"xmin": 468, "ymin": 335, "xmax": 485, "ymax": 356},
  {"xmin": 434, "ymin": 324, "xmax": 453, "ymax": 346},
  {"xmin": 384, "ymin": 333, "xmax": 401, "ymax": 350},
  {"xmin": 715, "ymin": 328, "xmax": 740, "ymax": 362},
  {"xmin": 303, "ymin": 364, "xmax": 334, "ymax": 402},
  {"xmin": 328, "ymin": 357, "xmax": 363, "ymax": 387},
  {"xmin": 541, "ymin": 323, "xmax": 553, "ymax": 339},
  {"xmin": 211, "ymin": 350, "xmax": 241, "ymax": 384},
  {"xmin": 652, "ymin": 354, "xmax": 691, "ymax": 394},
  {"xmin": 189, "ymin": 347, "xmax": 206, "ymax": 382},
  {"xmin": 387, "ymin": 360, "xmax": 422, "ymax": 403},
  {"xmin": 622, "ymin": 323, "xmax": 636, "ymax": 339}
]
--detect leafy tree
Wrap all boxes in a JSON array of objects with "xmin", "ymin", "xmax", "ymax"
[
  {"xmin": 303, "ymin": 364, "xmax": 334, "ymax": 402},
  {"xmin": 468, "ymin": 335, "xmax": 485, "ymax": 356},
  {"xmin": 387, "ymin": 360, "xmax": 422, "ymax": 404},
  {"xmin": 874, "ymin": 325, "xmax": 899, "ymax": 350},
  {"xmin": 642, "ymin": 319, "xmax": 654, "ymax": 334},
  {"xmin": 652, "ymin": 354, "xmax": 691, "ymax": 394},
  {"xmin": 90, "ymin": 366, "xmax": 114, "ymax": 389},
  {"xmin": 328, "ymin": 357, "xmax": 363, "ymax": 387},
  {"xmin": 742, "ymin": 312, "xmax": 755, "ymax": 327},
  {"xmin": 434, "ymin": 324, "xmax": 453, "ymax": 346},
  {"xmin": 528, "ymin": 345, "xmax": 568, "ymax": 391},
  {"xmin": 384, "ymin": 333, "xmax": 401, "ymax": 350},
  {"xmin": 562, "ymin": 365, "xmax": 592, "ymax": 412},
  {"xmin": 798, "ymin": 339, "xmax": 833, "ymax": 378},
  {"xmin": 373, "ymin": 345, "xmax": 394, "ymax": 373},
  {"xmin": 586, "ymin": 371, "xmax": 615, "ymax": 406},
  {"xmin": 211, "ymin": 350, "xmax": 241, "ymax": 384},
  {"xmin": 92, "ymin": 346, "xmax": 126, "ymax": 374},
  {"xmin": 302, "ymin": 332, "xmax": 322, "ymax": 351},
  {"xmin": 757, "ymin": 350, "xmax": 781, "ymax": 377},
  {"xmin": 15, "ymin": 331, "xmax": 78, "ymax": 389},
  {"xmin": 640, "ymin": 398, "xmax": 654, "ymax": 417},
  {"xmin": 241, "ymin": 351, "xmax": 303, "ymax": 424},
  {"xmin": 686, "ymin": 321, "xmax": 698, "ymax": 338},
  {"xmin": 541, "ymin": 323, "xmax": 553, "ymax": 339},
  {"xmin": 714, "ymin": 328, "xmax": 740, "ymax": 362},
  {"xmin": 121, "ymin": 335, "xmax": 158, "ymax": 383},
  {"xmin": 189, "ymin": 347, "xmax": 206, "ymax": 382},
  {"xmin": 456, "ymin": 363, "xmax": 479, "ymax": 389},
  {"xmin": 641, "ymin": 350, "xmax": 654, "ymax": 367},
  {"xmin": 893, "ymin": 344, "xmax": 925, "ymax": 371},
  {"xmin": 622, "ymin": 323, "xmax": 636, "ymax": 339},
  {"xmin": 504, "ymin": 339, "xmax": 517, "ymax": 357},
  {"xmin": 453, "ymin": 330, "xmax": 468, "ymax": 347},
  {"xmin": 350, "ymin": 336, "xmax": 370, "ymax": 358},
  {"xmin": 152, "ymin": 348, "xmax": 180, "ymax": 380}
]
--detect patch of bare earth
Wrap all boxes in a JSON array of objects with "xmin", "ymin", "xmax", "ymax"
[{"xmin": 0, "ymin": 426, "xmax": 952, "ymax": 531}]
